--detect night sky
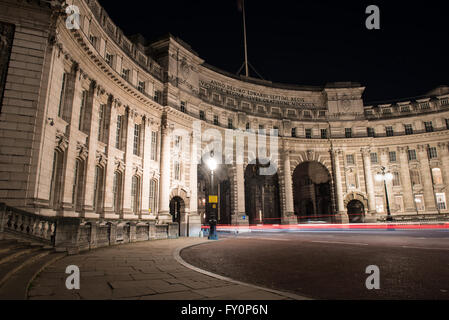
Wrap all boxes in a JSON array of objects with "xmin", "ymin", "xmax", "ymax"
[{"xmin": 97, "ymin": 0, "xmax": 448, "ymax": 103}]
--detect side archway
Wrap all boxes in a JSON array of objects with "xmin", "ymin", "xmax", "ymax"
[
  {"xmin": 344, "ymin": 193, "xmax": 368, "ymax": 223},
  {"xmin": 169, "ymin": 188, "xmax": 189, "ymax": 236}
]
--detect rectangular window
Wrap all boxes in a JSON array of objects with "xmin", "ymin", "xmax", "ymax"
[
  {"xmin": 321, "ymin": 129, "xmax": 328, "ymax": 139},
  {"xmin": 174, "ymin": 135, "xmax": 182, "ymax": 151},
  {"xmin": 79, "ymin": 90, "xmax": 87, "ymax": 131},
  {"xmin": 346, "ymin": 154, "xmax": 355, "ymax": 165},
  {"xmin": 151, "ymin": 131, "xmax": 158, "ymax": 161},
  {"xmin": 436, "ymin": 193, "xmax": 447, "ymax": 210},
  {"xmin": 154, "ymin": 90, "xmax": 161, "ymax": 104},
  {"xmin": 213, "ymin": 115, "xmax": 219, "ymax": 126},
  {"xmin": 345, "ymin": 128, "xmax": 352, "ymax": 138},
  {"xmin": 370, "ymin": 152, "xmax": 378, "ymax": 164},
  {"xmin": 292, "ymin": 127, "xmax": 297, "ymax": 138},
  {"xmin": 121, "ymin": 68, "xmax": 130, "ymax": 81},
  {"xmin": 367, "ymin": 127, "xmax": 375, "ymax": 137},
  {"xmin": 405, "ymin": 124, "xmax": 414, "ymax": 135},
  {"xmin": 89, "ymin": 35, "xmax": 97, "ymax": 47},
  {"xmin": 410, "ymin": 169, "xmax": 421, "ymax": 186},
  {"xmin": 389, "ymin": 151, "xmax": 397, "ymax": 163},
  {"xmin": 131, "ymin": 176, "xmax": 140, "ymax": 214},
  {"xmin": 199, "ymin": 110, "xmax": 205, "ymax": 120},
  {"xmin": 133, "ymin": 124, "xmax": 141, "ymax": 156},
  {"xmin": 394, "ymin": 196, "xmax": 404, "ymax": 213},
  {"xmin": 305, "ymin": 129, "xmax": 312, "ymax": 139},
  {"xmin": 149, "ymin": 180, "xmax": 158, "ymax": 214},
  {"xmin": 408, "ymin": 149, "xmax": 417, "ymax": 161},
  {"xmin": 424, "ymin": 121, "xmax": 434, "ymax": 133},
  {"xmin": 115, "ymin": 115, "xmax": 122, "ymax": 149},
  {"xmin": 376, "ymin": 196, "xmax": 384, "ymax": 213},
  {"xmin": 228, "ymin": 118, "xmax": 233, "ymax": 129},
  {"xmin": 58, "ymin": 72, "xmax": 67, "ymax": 118},
  {"xmin": 246, "ymin": 123, "xmax": 251, "ymax": 131},
  {"xmin": 428, "ymin": 147, "xmax": 438, "ymax": 159},
  {"xmin": 105, "ymin": 53, "xmax": 113, "ymax": 66},
  {"xmin": 392, "ymin": 172, "xmax": 401, "ymax": 186},
  {"xmin": 386, "ymin": 126, "xmax": 394, "ymax": 137},
  {"xmin": 415, "ymin": 195, "xmax": 425, "ymax": 211},
  {"xmin": 174, "ymin": 161, "xmax": 180, "ymax": 181},
  {"xmin": 446, "ymin": 119, "xmax": 449, "ymax": 130},
  {"xmin": 138, "ymin": 81, "xmax": 145, "ymax": 93},
  {"xmin": 180, "ymin": 101, "xmax": 186, "ymax": 113}
]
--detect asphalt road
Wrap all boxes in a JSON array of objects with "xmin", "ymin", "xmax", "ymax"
[{"xmin": 180, "ymin": 229, "xmax": 449, "ymax": 300}]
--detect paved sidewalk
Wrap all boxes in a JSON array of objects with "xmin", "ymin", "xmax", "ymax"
[{"xmin": 28, "ymin": 238, "xmax": 300, "ymax": 300}]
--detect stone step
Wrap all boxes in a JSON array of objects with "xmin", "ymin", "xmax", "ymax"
[
  {"xmin": 0, "ymin": 252, "xmax": 66, "ymax": 300},
  {"xmin": 0, "ymin": 247, "xmax": 38, "ymax": 265},
  {"xmin": 0, "ymin": 250, "xmax": 51, "ymax": 289},
  {"xmin": 0, "ymin": 243, "xmax": 28, "ymax": 255}
]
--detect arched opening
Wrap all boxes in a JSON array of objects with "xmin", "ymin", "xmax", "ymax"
[
  {"xmin": 170, "ymin": 196, "xmax": 185, "ymax": 235},
  {"xmin": 197, "ymin": 163, "xmax": 232, "ymax": 226},
  {"xmin": 293, "ymin": 161, "xmax": 333, "ymax": 223},
  {"xmin": 347, "ymin": 200, "xmax": 365, "ymax": 223},
  {"xmin": 244, "ymin": 159, "xmax": 281, "ymax": 225}
]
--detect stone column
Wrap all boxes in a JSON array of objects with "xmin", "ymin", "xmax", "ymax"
[
  {"xmin": 158, "ymin": 121, "xmax": 172, "ymax": 222},
  {"xmin": 438, "ymin": 142, "xmax": 449, "ymax": 205},
  {"xmin": 332, "ymin": 149, "xmax": 348, "ymax": 223},
  {"xmin": 232, "ymin": 163, "xmax": 248, "ymax": 227},
  {"xmin": 397, "ymin": 147, "xmax": 416, "ymax": 213},
  {"xmin": 188, "ymin": 130, "xmax": 201, "ymax": 236},
  {"xmin": 122, "ymin": 108, "xmax": 135, "ymax": 218},
  {"xmin": 103, "ymin": 96, "xmax": 119, "ymax": 219},
  {"xmin": 361, "ymin": 147, "xmax": 376, "ymax": 217},
  {"xmin": 282, "ymin": 150, "xmax": 295, "ymax": 224},
  {"xmin": 418, "ymin": 144, "xmax": 437, "ymax": 213},
  {"xmin": 140, "ymin": 117, "xmax": 153, "ymax": 219},
  {"xmin": 82, "ymin": 82, "xmax": 101, "ymax": 219}
]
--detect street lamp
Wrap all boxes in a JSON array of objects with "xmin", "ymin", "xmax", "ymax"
[
  {"xmin": 207, "ymin": 151, "xmax": 218, "ymax": 240},
  {"xmin": 375, "ymin": 166, "xmax": 394, "ymax": 222}
]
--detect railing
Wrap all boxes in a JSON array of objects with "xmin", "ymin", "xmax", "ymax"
[
  {"xmin": 0, "ymin": 203, "xmax": 179, "ymax": 254},
  {"xmin": 0, "ymin": 203, "xmax": 56, "ymax": 245},
  {"xmin": 377, "ymin": 214, "xmax": 449, "ymax": 223}
]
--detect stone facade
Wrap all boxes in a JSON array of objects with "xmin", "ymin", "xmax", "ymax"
[{"xmin": 0, "ymin": 0, "xmax": 448, "ymax": 236}]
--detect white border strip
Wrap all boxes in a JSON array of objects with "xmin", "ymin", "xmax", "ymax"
[{"xmin": 174, "ymin": 241, "xmax": 312, "ymax": 301}]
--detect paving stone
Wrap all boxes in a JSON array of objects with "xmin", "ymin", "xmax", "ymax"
[
  {"xmin": 192, "ymin": 285, "xmax": 257, "ymax": 298},
  {"xmin": 112, "ymin": 287, "xmax": 157, "ymax": 299},
  {"xmin": 130, "ymin": 273, "xmax": 174, "ymax": 280},
  {"xmin": 139, "ymin": 291, "xmax": 206, "ymax": 300}
]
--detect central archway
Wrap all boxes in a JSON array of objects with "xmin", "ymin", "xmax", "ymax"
[
  {"xmin": 293, "ymin": 161, "xmax": 333, "ymax": 223},
  {"xmin": 244, "ymin": 160, "xmax": 281, "ymax": 225}
]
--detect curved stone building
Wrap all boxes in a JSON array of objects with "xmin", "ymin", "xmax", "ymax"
[{"xmin": 1, "ymin": 0, "xmax": 449, "ymax": 237}]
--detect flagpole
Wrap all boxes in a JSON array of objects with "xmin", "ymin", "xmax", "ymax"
[{"xmin": 242, "ymin": 0, "xmax": 249, "ymax": 77}]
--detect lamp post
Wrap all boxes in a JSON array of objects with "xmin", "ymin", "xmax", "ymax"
[
  {"xmin": 207, "ymin": 151, "xmax": 218, "ymax": 240},
  {"xmin": 375, "ymin": 166, "xmax": 394, "ymax": 222}
]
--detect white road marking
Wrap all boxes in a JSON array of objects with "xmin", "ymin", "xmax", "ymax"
[
  {"xmin": 401, "ymin": 246, "xmax": 449, "ymax": 251},
  {"xmin": 310, "ymin": 241, "xmax": 369, "ymax": 246}
]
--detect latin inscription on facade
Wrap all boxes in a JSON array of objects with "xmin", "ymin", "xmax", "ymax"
[{"xmin": 199, "ymin": 79, "xmax": 318, "ymax": 108}]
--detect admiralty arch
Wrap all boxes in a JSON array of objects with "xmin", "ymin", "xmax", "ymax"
[{"xmin": 1, "ymin": 0, "xmax": 449, "ymax": 239}]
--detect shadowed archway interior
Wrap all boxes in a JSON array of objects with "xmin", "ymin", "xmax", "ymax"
[
  {"xmin": 293, "ymin": 161, "xmax": 333, "ymax": 223},
  {"xmin": 244, "ymin": 160, "xmax": 281, "ymax": 225}
]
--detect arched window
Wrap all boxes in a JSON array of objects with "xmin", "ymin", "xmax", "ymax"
[
  {"xmin": 73, "ymin": 158, "xmax": 85, "ymax": 212},
  {"xmin": 93, "ymin": 165, "xmax": 105, "ymax": 213},
  {"xmin": 149, "ymin": 179, "xmax": 158, "ymax": 215},
  {"xmin": 112, "ymin": 171, "xmax": 123, "ymax": 213},
  {"xmin": 131, "ymin": 175, "xmax": 141, "ymax": 214},
  {"xmin": 432, "ymin": 168, "xmax": 443, "ymax": 185},
  {"xmin": 50, "ymin": 150, "xmax": 65, "ymax": 209}
]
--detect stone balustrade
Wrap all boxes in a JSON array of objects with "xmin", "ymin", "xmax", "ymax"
[{"xmin": 0, "ymin": 203, "xmax": 179, "ymax": 255}]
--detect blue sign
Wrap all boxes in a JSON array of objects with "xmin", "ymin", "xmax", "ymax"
[{"xmin": 242, "ymin": 215, "xmax": 246, "ymax": 220}]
